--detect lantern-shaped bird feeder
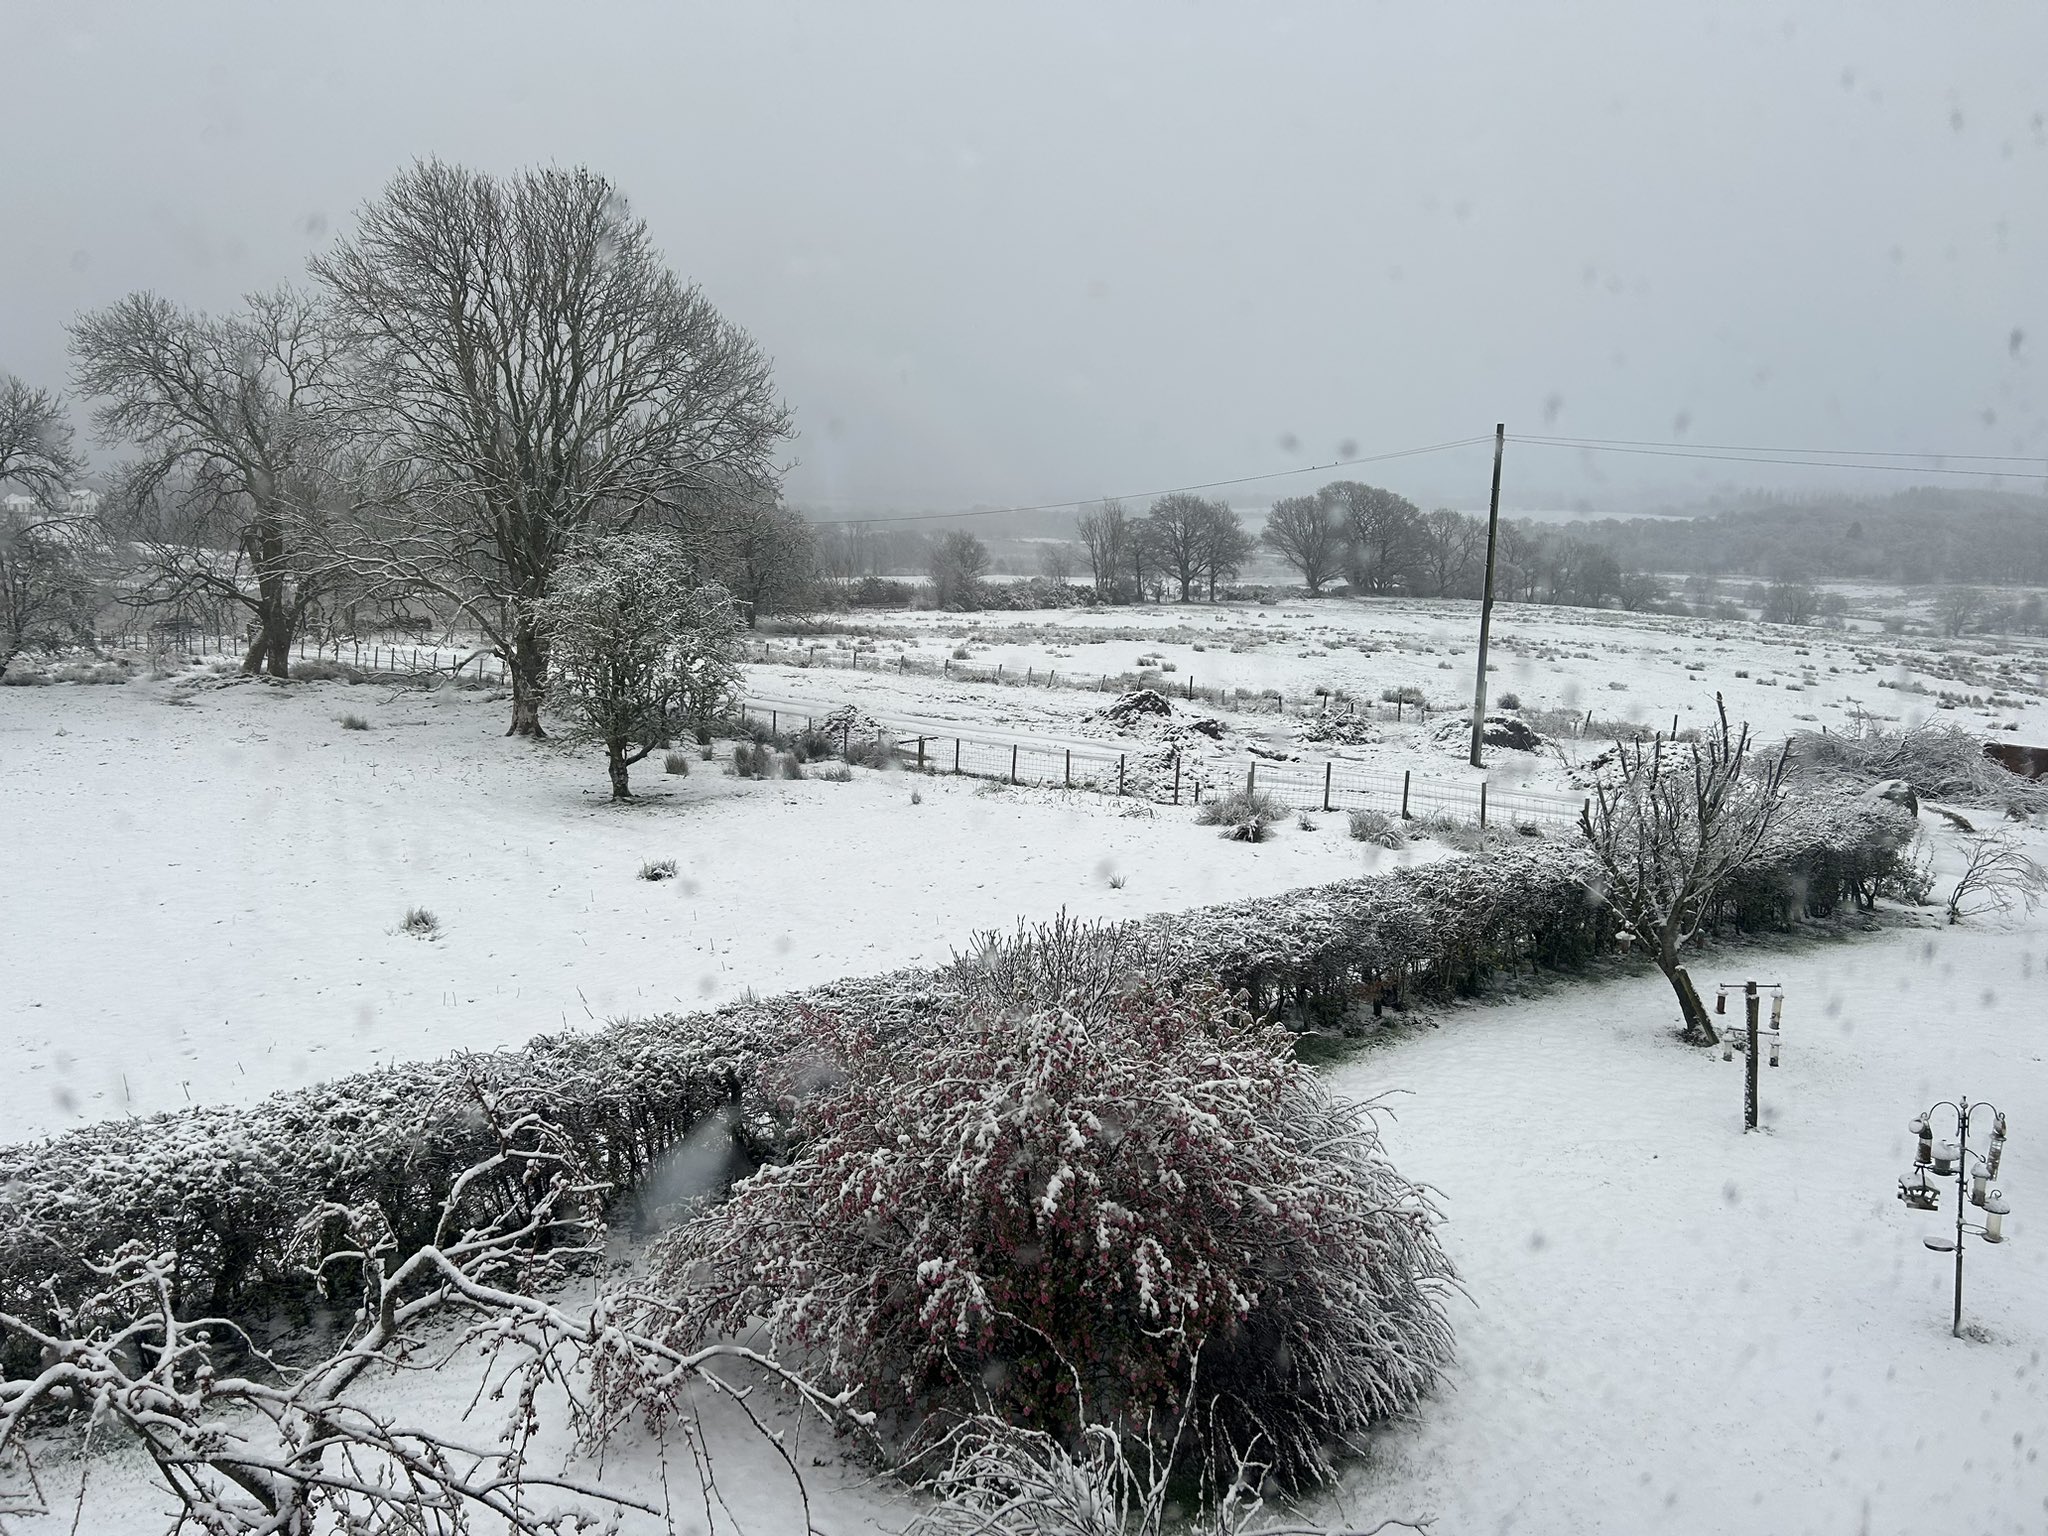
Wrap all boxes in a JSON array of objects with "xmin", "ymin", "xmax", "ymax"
[
  {"xmin": 1983, "ymin": 1192, "xmax": 2009, "ymax": 1244},
  {"xmin": 1911, "ymin": 1117, "xmax": 1933, "ymax": 1167},
  {"xmin": 1932, "ymin": 1141, "xmax": 1959, "ymax": 1177}
]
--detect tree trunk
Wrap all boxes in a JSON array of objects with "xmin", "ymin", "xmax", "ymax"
[
  {"xmin": 263, "ymin": 620, "xmax": 292, "ymax": 679},
  {"xmin": 606, "ymin": 740, "xmax": 632, "ymax": 801},
  {"xmin": 1658, "ymin": 952, "xmax": 1718, "ymax": 1045},
  {"xmin": 240, "ymin": 628, "xmax": 265, "ymax": 675},
  {"xmin": 507, "ymin": 624, "xmax": 548, "ymax": 738}
]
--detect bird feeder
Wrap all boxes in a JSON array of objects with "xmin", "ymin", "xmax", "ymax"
[
  {"xmin": 1897, "ymin": 1167, "xmax": 1941, "ymax": 1211},
  {"xmin": 1932, "ymin": 1141, "xmax": 1959, "ymax": 1178},
  {"xmin": 1770, "ymin": 992, "xmax": 1784, "ymax": 1026},
  {"xmin": 1982, "ymin": 1192, "xmax": 2009, "ymax": 1244},
  {"xmin": 1768, "ymin": 1029, "xmax": 1781, "ymax": 1068},
  {"xmin": 1987, "ymin": 1116, "xmax": 2007, "ymax": 1178},
  {"xmin": 1715, "ymin": 990, "xmax": 1727, "ymax": 1016},
  {"xmin": 1911, "ymin": 1118, "xmax": 1933, "ymax": 1167},
  {"xmin": 1970, "ymin": 1166, "xmax": 1990, "ymax": 1206}
]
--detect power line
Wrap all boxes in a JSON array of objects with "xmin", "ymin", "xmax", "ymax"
[
  {"xmin": 1516, "ymin": 432, "xmax": 2044, "ymax": 464},
  {"xmin": 1512, "ymin": 434, "xmax": 2048, "ymax": 482},
  {"xmin": 805, "ymin": 434, "xmax": 1495, "ymax": 526}
]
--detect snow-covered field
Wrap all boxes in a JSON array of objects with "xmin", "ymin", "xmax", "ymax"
[
  {"xmin": 6, "ymin": 596, "xmax": 2046, "ymax": 1534},
  {"xmin": 0, "ymin": 668, "xmax": 1411, "ymax": 1142}
]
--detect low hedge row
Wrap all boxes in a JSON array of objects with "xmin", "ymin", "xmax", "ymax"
[{"xmin": 0, "ymin": 792, "xmax": 1913, "ymax": 1371}]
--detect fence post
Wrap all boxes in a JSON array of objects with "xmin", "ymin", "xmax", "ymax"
[
  {"xmin": 1065, "ymin": 749, "xmax": 1071, "ymax": 788},
  {"xmin": 1323, "ymin": 760, "xmax": 1332, "ymax": 813},
  {"xmin": 1246, "ymin": 763, "xmax": 1256, "ymax": 796},
  {"xmin": 1010, "ymin": 744, "xmax": 1018, "ymax": 784},
  {"xmin": 1173, "ymin": 754, "xmax": 1181, "ymax": 805},
  {"xmin": 955, "ymin": 738, "xmax": 961, "ymax": 774},
  {"xmin": 1028, "ymin": 667, "xmax": 1033, "ymax": 685},
  {"xmin": 771, "ymin": 710, "xmax": 778, "ymax": 736},
  {"xmin": 1479, "ymin": 781, "xmax": 1488, "ymax": 828},
  {"xmin": 916, "ymin": 736, "xmax": 926, "ymax": 770},
  {"xmin": 1118, "ymin": 754, "xmax": 1126, "ymax": 795},
  {"xmin": 1401, "ymin": 770, "xmax": 1411, "ymax": 819},
  {"xmin": 1187, "ymin": 674, "xmax": 1194, "ymax": 701}
]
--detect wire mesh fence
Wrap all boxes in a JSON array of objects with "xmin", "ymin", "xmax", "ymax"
[{"xmin": 732, "ymin": 698, "xmax": 1587, "ymax": 827}]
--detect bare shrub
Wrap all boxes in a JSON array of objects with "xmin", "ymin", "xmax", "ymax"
[
  {"xmin": 292, "ymin": 658, "xmax": 361, "ymax": 683},
  {"xmin": 1581, "ymin": 697, "xmax": 1789, "ymax": 1045},
  {"xmin": 338, "ymin": 712, "xmax": 370, "ymax": 731},
  {"xmin": 1496, "ymin": 690, "xmax": 1522, "ymax": 710},
  {"xmin": 612, "ymin": 985, "xmax": 1455, "ymax": 1490},
  {"xmin": 1196, "ymin": 787, "xmax": 1288, "ymax": 842},
  {"xmin": 1297, "ymin": 811, "xmax": 1318, "ymax": 831},
  {"xmin": 639, "ymin": 858, "xmax": 678, "ymax": 882},
  {"xmin": 1945, "ymin": 834, "xmax": 2047, "ymax": 924},
  {"xmin": 1348, "ymin": 809, "xmax": 1404, "ymax": 848},
  {"xmin": 845, "ymin": 736, "xmax": 899, "ymax": 770},
  {"xmin": 0, "ymin": 1113, "xmax": 862, "ymax": 1534},
  {"xmin": 663, "ymin": 748, "xmax": 690, "ymax": 775},
  {"xmin": 779, "ymin": 751, "xmax": 805, "ymax": 780},
  {"xmin": 727, "ymin": 741, "xmax": 774, "ymax": 779},
  {"xmin": 816, "ymin": 762, "xmax": 853, "ymax": 783},
  {"xmin": 399, "ymin": 906, "xmax": 440, "ymax": 938}
]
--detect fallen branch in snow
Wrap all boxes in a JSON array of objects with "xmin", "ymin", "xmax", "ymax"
[{"xmin": 0, "ymin": 1100, "xmax": 867, "ymax": 1535}]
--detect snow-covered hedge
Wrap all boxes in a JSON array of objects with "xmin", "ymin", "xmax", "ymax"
[{"xmin": 0, "ymin": 794, "xmax": 1912, "ymax": 1372}]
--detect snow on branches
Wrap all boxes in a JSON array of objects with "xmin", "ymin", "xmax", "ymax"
[{"xmin": 610, "ymin": 986, "xmax": 1457, "ymax": 1490}]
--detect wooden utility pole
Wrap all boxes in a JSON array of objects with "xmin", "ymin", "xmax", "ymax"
[{"xmin": 1468, "ymin": 423, "xmax": 1507, "ymax": 768}]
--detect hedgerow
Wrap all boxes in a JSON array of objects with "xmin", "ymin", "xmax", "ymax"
[{"xmin": 0, "ymin": 792, "xmax": 1913, "ymax": 1375}]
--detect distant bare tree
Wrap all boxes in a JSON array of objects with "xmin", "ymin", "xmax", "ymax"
[
  {"xmin": 1580, "ymin": 697, "xmax": 1790, "ymax": 1046},
  {"xmin": 929, "ymin": 529, "xmax": 991, "ymax": 609},
  {"xmin": 1325, "ymin": 481, "xmax": 1421, "ymax": 595},
  {"xmin": 0, "ymin": 374, "xmax": 94, "ymax": 669},
  {"xmin": 313, "ymin": 160, "xmax": 791, "ymax": 735},
  {"xmin": 1616, "ymin": 568, "xmax": 1667, "ymax": 612},
  {"xmin": 1258, "ymin": 494, "xmax": 1340, "ymax": 595},
  {"xmin": 1415, "ymin": 508, "xmax": 1481, "ymax": 598},
  {"xmin": 1760, "ymin": 578, "xmax": 1818, "ymax": 626},
  {"xmin": 71, "ymin": 289, "xmax": 348, "ymax": 676},
  {"xmin": 712, "ymin": 497, "xmax": 815, "ymax": 628},
  {"xmin": 1036, "ymin": 539, "xmax": 1076, "ymax": 586},
  {"xmin": 1932, "ymin": 586, "xmax": 1984, "ymax": 639},
  {"xmin": 1076, "ymin": 498, "xmax": 1132, "ymax": 599},
  {"xmin": 1195, "ymin": 501, "xmax": 1252, "ymax": 600}
]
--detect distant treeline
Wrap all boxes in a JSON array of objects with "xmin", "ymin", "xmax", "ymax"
[{"xmin": 1558, "ymin": 488, "xmax": 2048, "ymax": 586}]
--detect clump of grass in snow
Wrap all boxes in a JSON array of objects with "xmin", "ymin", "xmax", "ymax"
[
  {"xmin": 779, "ymin": 752, "xmax": 805, "ymax": 780},
  {"xmin": 339, "ymin": 713, "xmax": 370, "ymax": 731},
  {"xmin": 399, "ymin": 907, "xmax": 440, "ymax": 938},
  {"xmin": 910, "ymin": 788, "xmax": 922, "ymax": 805},
  {"xmin": 1496, "ymin": 691, "xmax": 1521, "ymax": 710},
  {"xmin": 816, "ymin": 763, "xmax": 853, "ymax": 783},
  {"xmin": 1196, "ymin": 787, "xmax": 1287, "ymax": 842},
  {"xmin": 639, "ymin": 858, "xmax": 678, "ymax": 881},
  {"xmin": 1348, "ymin": 808, "xmax": 1405, "ymax": 849},
  {"xmin": 1297, "ymin": 811, "xmax": 1318, "ymax": 831},
  {"xmin": 1108, "ymin": 872, "xmax": 1127, "ymax": 889},
  {"xmin": 663, "ymin": 749, "xmax": 691, "ymax": 776}
]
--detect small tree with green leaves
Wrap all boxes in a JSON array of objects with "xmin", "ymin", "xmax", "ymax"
[{"xmin": 531, "ymin": 534, "xmax": 741, "ymax": 801}]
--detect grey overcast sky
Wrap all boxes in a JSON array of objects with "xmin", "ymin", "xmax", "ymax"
[{"xmin": 4, "ymin": 0, "xmax": 2044, "ymax": 515}]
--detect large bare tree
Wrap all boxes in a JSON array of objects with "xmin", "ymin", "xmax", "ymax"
[
  {"xmin": 1325, "ymin": 480, "xmax": 1420, "ymax": 595},
  {"xmin": 71, "ymin": 288, "xmax": 344, "ymax": 677},
  {"xmin": 1076, "ymin": 498, "xmax": 1132, "ymax": 599},
  {"xmin": 709, "ymin": 495, "xmax": 815, "ymax": 628},
  {"xmin": 0, "ymin": 373, "xmax": 94, "ymax": 669},
  {"xmin": 1580, "ymin": 698, "xmax": 1790, "ymax": 1045},
  {"xmin": 1144, "ymin": 492, "xmax": 1221, "ymax": 602},
  {"xmin": 1415, "ymin": 507, "xmax": 1481, "ymax": 598},
  {"xmin": 313, "ymin": 160, "xmax": 792, "ymax": 735},
  {"xmin": 1260, "ymin": 493, "xmax": 1341, "ymax": 595}
]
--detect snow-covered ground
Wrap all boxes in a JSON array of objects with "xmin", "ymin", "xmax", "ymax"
[
  {"xmin": 0, "ymin": 667, "xmax": 1405, "ymax": 1141},
  {"xmin": 6, "ymin": 600, "xmax": 2046, "ymax": 1534},
  {"xmin": 24, "ymin": 824, "xmax": 2047, "ymax": 1535}
]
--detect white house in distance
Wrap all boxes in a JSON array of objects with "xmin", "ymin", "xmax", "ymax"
[{"xmin": 1, "ymin": 488, "xmax": 99, "ymax": 518}]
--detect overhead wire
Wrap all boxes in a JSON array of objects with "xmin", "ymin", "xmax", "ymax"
[
  {"xmin": 804, "ymin": 434, "xmax": 1496, "ymax": 526},
  {"xmin": 1510, "ymin": 433, "xmax": 2048, "ymax": 482}
]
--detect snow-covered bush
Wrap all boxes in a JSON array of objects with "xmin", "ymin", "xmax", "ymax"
[
  {"xmin": 1788, "ymin": 720, "xmax": 2048, "ymax": 813},
  {"xmin": 613, "ymin": 985, "xmax": 1455, "ymax": 1488},
  {"xmin": 531, "ymin": 533, "xmax": 743, "ymax": 801}
]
